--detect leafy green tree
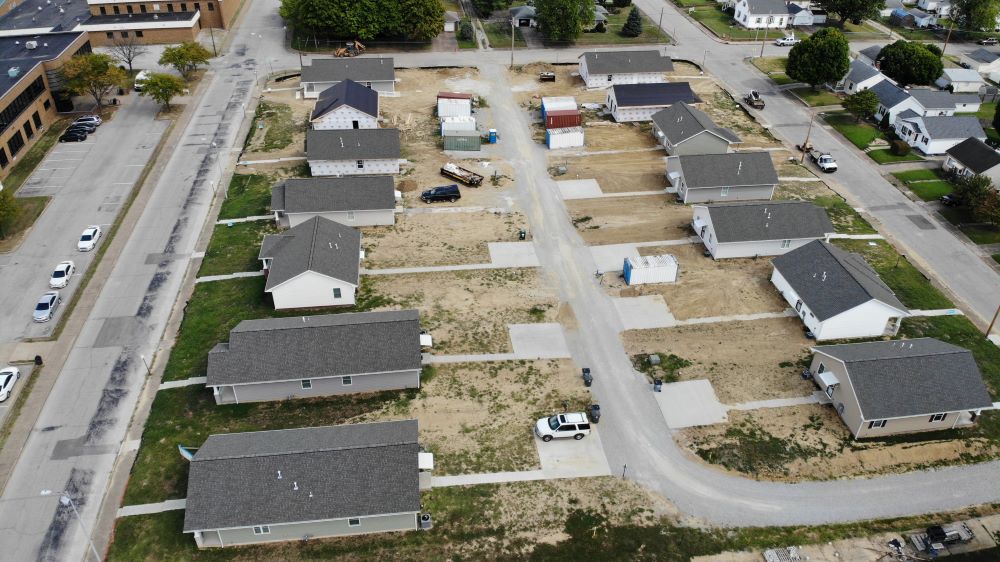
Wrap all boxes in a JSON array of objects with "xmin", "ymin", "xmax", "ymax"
[
  {"xmin": 843, "ymin": 89, "xmax": 879, "ymax": 122},
  {"xmin": 951, "ymin": 0, "xmax": 1000, "ymax": 31},
  {"xmin": 978, "ymin": 189, "xmax": 1000, "ymax": 225},
  {"xmin": 876, "ymin": 40, "xmax": 943, "ymax": 87},
  {"xmin": 621, "ymin": 6, "xmax": 642, "ymax": 37},
  {"xmin": 535, "ymin": 0, "xmax": 594, "ymax": 41},
  {"xmin": 953, "ymin": 173, "xmax": 994, "ymax": 209},
  {"xmin": 817, "ymin": 0, "xmax": 883, "ymax": 26},
  {"xmin": 786, "ymin": 28, "xmax": 850, "ymax": 89},
  {"xmin": 396, "ymin": 0, "xmax": 444, "ymax": 40},
  {"xmin": 138, "ymin": 73, "xmax": 187, "ymax": 110},
  {"xmin": 458, "ymin": 20, "xmax": 475, "ymax": 41},
  {"xmin": 159, "ymin": 41, "xmax": 212, "ymax": 80},
  {"xmin": 0, "ymin": 189, "xmax": 20, "ymax": 239},
  {"xmin": 470, "ymin": 0, "xmax": 509, "ymax": 17},
  {"xmin": 59, "ymin": 53, "xmax": 127, "ymax": 111}
]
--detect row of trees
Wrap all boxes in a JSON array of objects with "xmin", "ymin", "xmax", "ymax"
[
  {"xmin": 279, "ymin": 0, "xmax": 444, "ymax": 41},
  {"xmin": 787, "ymin": 32, "xmax": 945, "ymax": 90},
  {"xmin": 815, "ymin": 0, "xmax": 998, "ymax": 31}
]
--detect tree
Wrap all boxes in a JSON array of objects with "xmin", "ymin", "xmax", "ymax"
[
  {"xmin": 621, "ymin": 6, "xmax": 642, "ymax": 37},
  {"xmin": 992, "ymin": 103, "xmax": 1000, "ymax": 132},
  {"xmin": 470, "ymin": 0, "xmax": 509, "ymax": 17},
  {"xmin": 280, "ymin": 0, "xmax": 450, "ymax": 41},
  {"xmin": 458, "ymin": 20, "xmax": 475, "ymax": 41},
  {"xmin": 818, "ymin": 0, "xmax": 883, "ymax": 26},
  {"xmin": 59, "ymin": 53, "xmax": 127, "ymax": 111},
  {"xmin": 843, "ymin": 89, "xmax": 879, "ymax": 122},
  {"xmin": 786, "ymin": 28, "xmax": 850, "ymax": 89},
  {"xmin": 535, "ymin": 0, "xmax": 594, "ymax": 41},
  {"xmin": 397, "ymin": 0, "xmax": 444, "ymax": 41},
  {"xmin": 0, "ymin": 189, "xmax": 19, "ymax": 239},
  {"xmin": 138, "ymin": 73, "xmax": 187, "ymax": 110},
  {"xmin": 108, "ymin": 35, "xmax": 148, "ymax": 75},
  {"xmin": 952, "ymin": 0, "xmax": 1000, "ymax": 31},
  {"xmin": 159, "ymin": 41, "xmax": 212, "ymax": 80},
  {"xmin": 876, "ymin": 40, "xmax": 943, "ymax": 87},
  {"xmin": 613, "ymin": 0, "xmax": 632, "ymax": 6},
  {"xmin": 953, "ymin": 173, "xmax": 994, "ymax": 209}
]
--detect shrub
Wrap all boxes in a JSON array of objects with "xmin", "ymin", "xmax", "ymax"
[
  {"xmin": 594, "ymin": 21, "xmax": 607, "ymax": 33},
  {"xmin": 890, "ymin": 140, "xmax": 911, "ymax": 156},
  {"xmin": 613, "ymin": 0, "xmax": 632, "ymax": 6},
  {"xmin": 458, "ymin": 21, "xmax": 475, "ymax": 41}
]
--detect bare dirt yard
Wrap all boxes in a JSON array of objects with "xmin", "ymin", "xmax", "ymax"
[
  {"xmin": 367, "ymin": 268, "xmax": 560, "ymax": 354},
  {"xmin": 668, "ymin": 60, "xmax": 702, "ymax": 76},
  {"xmin": 773, "ymin": 153, "xmax": 817, "ymax": 179},
  {"xmin": 507, "ymin": 63, "xmax": 607, "ymax": 108},
  {"xmin": 554, "ymin": 150, "xmax": 667, "ymax": 193},
  {"xmin": 352, "ymin": 360, "xmax": 589, "ymax": 474},
  {"xmin": 583, "ymin": 121, "xmax": 660, "ymax": 152},
  {"xmin": 565, "ymin": 194, "xmax": 689, "ymax": 245},
  {"xmin": 677, "ymin": 404, "xmax": 1000, "ymax": 481},
  {"xmin": 398, "ymin": 157, "xmax": 515, "ymax": 208},
  {"xmin": 689, "ymin": 79, "xmax": 780, "ymax": 149},
  {"xmin": 363, "ymin": 211, "xmax": 529, "ymax": 268},
  {"xmin": 241, "ymin": 77, "xmax": 310, "ymax": 162},
  {"xmin": 622, "ymin": 316, "xmax": 814, "ymax": 404}
]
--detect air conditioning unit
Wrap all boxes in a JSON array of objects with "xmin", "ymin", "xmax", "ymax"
[{"xmin": 25, "ymin": 40, "xmax": 38, "ymax": 50}]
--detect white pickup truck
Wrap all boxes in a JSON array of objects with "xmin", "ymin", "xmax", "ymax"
[{"xmin": 798, "ymin": 143, "xmax": 837, "ymax": 173}]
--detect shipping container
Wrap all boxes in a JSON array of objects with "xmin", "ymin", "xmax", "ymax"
[
  {"xmin": 440, "ymin": 116, "xmax": 477, "ymax": 135},
  {"xmin": 545, "ymin": 109, "xmax": 582, "ymax": 129},
  {"xmin": 545, "ymin": 126, "xmax": 584, "ymax": 149},
  {"xmin": 437, "ymin": 97, "xmax": 472, "ymax": 118},
  {"xmin": 442, "ymin": 133, "xmax": 481, "ymax": 151},
  {"xmin": 540, "ymin": 96, "xmax": 577, "ymax": 119},
  {"xmin": 623, "ymin": 254, "xmax": 678, "ymax": 285}
]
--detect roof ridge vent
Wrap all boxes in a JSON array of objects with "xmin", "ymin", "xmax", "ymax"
[
  {"xmin": 293, "ymin": 481, "xmax": 299, "ymax": 491},
  {"xmin": 277, "ymin": 470, "xmax": 282, "ymax": 479}
]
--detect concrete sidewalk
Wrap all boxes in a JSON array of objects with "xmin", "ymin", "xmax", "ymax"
[
  {"xmin": 215, "ymin": 215, "xmax": 271, "ymax": 225},
  {"xmin": 117, "ymin": 499, "xmax": 186, "ymax": 517},
  {"xmin": 194, "ymin": 270, "xmax": 264, "ymax": 283},
  {"xmin": 158, "ymin": 376, "xmax": 206, "ymax": 390}
]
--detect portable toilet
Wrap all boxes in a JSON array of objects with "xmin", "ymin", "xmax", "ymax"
[
  {"xmin": 488, "ymin": 129, "xmax": 497, "ymax": 143},
  {"xmin": 623, "ymin": 254, "xmax": 678, "ymax": 285}
]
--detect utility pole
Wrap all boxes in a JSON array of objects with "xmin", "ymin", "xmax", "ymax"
[
  {"xmin": 657, "ymin": 7, "xmax": 664, "ymax": 43},
  {"xmin": 760, "ymin": 33, "xmax": 766, "ymax": 58},
  {"xmin": 61, "ymin": 494, "xmax": 101, "ymax": 562},
  {"xmin": 799, "ymin": 111, "xmax": 815, "ymax": 163},
  {"xmin": 942, "ymin": 20, "xmax": 955, "ymax": 56},
  {"xmin": 510, "ymin": 23, "xmax": 514, "ymax": 69},
  {"xmin": 209, "ymin": 26, "xmax": 217, "ymax": 56}
]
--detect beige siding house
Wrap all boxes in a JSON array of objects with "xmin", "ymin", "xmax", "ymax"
[{"xmin": 809, "ymin": 339, "xmax": 994, "ymax": 438}]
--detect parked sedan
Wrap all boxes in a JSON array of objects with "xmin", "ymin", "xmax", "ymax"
[
  {"xmin": 77, "ymin": 225, "xmax": 102, "ymax": 252},
  {"xmin": 67, "ymin": 122, "xmax": 98, "ymax": 134},
  {"xmin": 49, "ymin": 261, "xmax": 76, "ymax": 288},
  {"xmin": 73, "ymin": 114, "xmax": 102, "ymax": 127},
  {"xmin": 0, "ymin": 367, "xmax": 21, "ymax": 402},
  {"xmin": 978, "ymin": 37, "xmax": 998, "ymax": 45},
  {"xmin": 59, "ymin": 130, "xmax": 87, "ymax": 143},
  {"xmin": 33, "ymin": 291, "xmax": 61, "ymax": 323}
]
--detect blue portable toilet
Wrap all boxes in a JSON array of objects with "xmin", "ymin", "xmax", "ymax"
[
  {"xmin": 488, "ymin": 129, "xmax": 497, "ymax": 144},
  {"xmin": 622, "ymin": 257, "xmax": 634, "ymax": 285}
]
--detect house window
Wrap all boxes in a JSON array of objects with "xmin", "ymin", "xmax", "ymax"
[
  {"xmin": 7, "ymin": 131, "xmax": 25, "ymax": 157},
  {"xmin": 755, "ymin": 17, "xmax": 762, "ymax": 24},
  {"xmin": 868, "ymin": 420, "xmax": 887, "ymax": 429},
  {"xmin": 929, "ymin": 413, "xmax": 947, "ymax": 422},
  {"xmin": 126, "ymin": 5, "xmax": 133, "ymax": 13},
  {"xmin": 342, "ymin": 376, "xmax": 353, "ymax": 386},
  {"xmin": 140, "ymin": 4, "xmax": 147, "ymax": 12},
  {"xmin": 181, "ymin": 2, "xmax": 188, "ymax": 10},
  {"xmin": 44, "ymin": 99, "xmax": 51, "ymax": 110},
  {"xmin": 356, "ymin": 159, "xmax": 364, "ymax": 169},
  {"xmin": 817, "ymin": 363, "xmax": 826, "ymax": 374},
  {"xmin": 346, "ymin": 211, "xmax": 355, "ymax": 221},
  {"xmin": 23, "ymin": 120, "xmax": 33, "ymax": 139},
  {"xmin": 348, "ymin": 518, "xmax": 361, "ymax": 527},
  {"xmin": 136, "ymin": 30, "xmax": 144, "ymax": 37},
  {"xmin": 0, "ymin": 148, "xmax": 8, "ymax": 169},
  {"xmin": 607, "ymin": 74, "xmax": 613, "ymax": 82},
  {"xmin": 113, "ymin": 5, "xmax": 120, "ymax": 14},
  {"xmin": 252, "ymin": 526, "xmax": 270, "ymax": 535},
  {"xmin": 121, "ymin": 31, "xmax": 129, "ymax": 38},
  {"xmin": 32, "ymin": 111, "xmax": 41, "ymax": 128},
  {"xmin": 837, "ymin": 403, "xmax": 845, "ymax": 415},
  {"xmin": 195, "ymin": 2, "xmax": 200, "ymax": 10},
  {"xmin": 922, "ymin": 136, "xmax": 929, "ymax": 144},
  {"xmin": 167, "ymin": 3, "xmax": 174, "ymax": 11},
  {"xmin": 106, "ymin": 32, "xmax": 114, "ymax": 39},
  {"xmin": 208, "ymin": 1, "xmax": 215, "ymax": 9},
  {"xmin": 780, "ymin": 239, "xmax": 791, "ymax": 248},
  {"xmin": 99, "ymin": 6, "xmax": 106, "ymax": 14},
  {"xmin": 794, "ymin": 299, "xmax": 803, "ymax": 312},
  {"xmin": 766, "ymin": 16, "xmax": 773, "ymax": 24},
  {"xmin": 720, "ymin": 187, "xmax": 730, "ymax": 196},
  {"xmin": 333, "ymin": 287, "xmax": 342, "ymax": 299},
  {"xmin": 363, "ymin": 82, "xmax": 371, "ymax": 88},
  {"xmin": 301, "ymin": 379, "xmax": 312, "ymax": 389}
]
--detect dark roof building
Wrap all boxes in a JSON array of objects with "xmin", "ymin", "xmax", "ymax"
[
  {"xmin": 579, "ymin": 50, "xmax": 674, "ymax": 75},
  {"xmin": 610, "ymin": 82, "xmax": 699, "ymax": 107},
  {"xmin": 311, "ymin": 79, "xmax": 379, "ymax": 121},
  {"xmin": 744, "ymin": 0, "xmax": 789, "ymax": 14},
  {"xmin": 258, "ymin": 216, "xmax": 360, "ymax": 292},
  {"xmin": 0, "ymin": 31, "xmax": 85, "ymax": 99},
  {"xmin": 945, "ymin": 137, "xmax": 1000, "ymax": 174},
  {"xmin": 844, "ymin": 59, "xmax": 881, "ymax": 85},
  {"xmin": 272, "ymin": 177, "xmax": 396, "ymax": 215},
  {"xmin": 671, "ymin": 152, "xmax": 778, "ymax": 188},
  {"xmin": 870, "ymin": 79, "xmax": 912, "ymax": 109},
  {"xmin": 306, "ymin": 128, "xmax": 401, "ymax": 161},
  {"xmin": 966, "ymin": 48, "xmax": 999, "ymax": 64},
  {"xmin": 0, "ymin": 0, "xmax": 90, "ymax": 34},
  {"xmin": 301, "ymin": 57, "xmax": 396, "ymax": 84},
  {"xmin": 651, "ymin": 102, "xmax": 741, "ymax": 147},
  {"xmin": 858, "ymin": 45, "xmax": 882, "ymax": 62},
  {"xmin": 701, "ymin": 201, "xmax": 834, "ymax": 243}
]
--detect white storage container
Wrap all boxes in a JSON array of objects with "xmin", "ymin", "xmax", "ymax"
[
  {"xmin": 546, "ymin": 126, "xmax": 584, "ymax": 149},
  {"xmin": 440, "ymin": 116, "xmax": 477, "ymax": 135},
  {"xmin": 437, "ymin": 97, "xmax": 472, "ymax": 118},
  {"xmin": 623, "ymin": 254, "xmax": 678, "ymax": 285},
  {"xmin": 541, "ymin": 96, "xmax": 577, "ymax": 113}
]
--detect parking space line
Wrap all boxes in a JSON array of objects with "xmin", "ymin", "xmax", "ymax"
[{"xmin": 44, "ymin": 158, "xmax": 83, "ymax": 162}]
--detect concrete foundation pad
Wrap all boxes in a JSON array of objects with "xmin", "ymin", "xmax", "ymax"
[
  {"xmin": 612, "ymin": 295, "xmax": 676, "ymax": 330},
  {"xmin": 509, "ymin": 323, "xmax": 571, "ymax": 359},
  {"xmin": 590, "ymin": 239, "xmax": 696, "ymax": 272},
  {"xmin": 536, "ymin": 428, "xmax": 612, "ymax": 478},
  {"xmin": 654, "ymin": 379, "xmax": 728, "ymax": 429},
  {"xmin": 488, "ymin": 242, "xmax": 540, "ymax": 268},
  {"xmin": 556, "ymin": 179, "xmax": 603, "ymax": 200}
]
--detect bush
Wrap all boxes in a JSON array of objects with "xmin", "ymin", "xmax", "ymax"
[
  {"xmin": 621, "ymin": 6, "xmax": 642, "ymax": 36},
  {"xmin": 594, "ymin": 21, "xmax": 607, "ymax": 32},
  {"xmin": 890, "ymin": 140, "xmax": 911, "ymax": 156},
  {"xmin": 613, "ymin": 0, "xmax": 632, "ymax": 6},
  {"xmin": 458, "ymin": 21, "xmax": 475, "ymax": 41}
]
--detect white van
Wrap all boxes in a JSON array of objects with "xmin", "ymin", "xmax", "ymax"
[
  {"xmin": 534, "ymin": 412, "xmax": 591, "ymax": 442},
  {"xmin": 134, "ymin": 70, "xmax": 150, "ymax": 92}
]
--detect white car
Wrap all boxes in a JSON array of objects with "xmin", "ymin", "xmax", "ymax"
[
  {"xmin": 77, "ymin": 226, "xmax": 102, "ymax": 252},
  {"xmin": 49, "ymin": 261, "xmax": 76, "ymax": 288},
  {"xmin": 0, "ymin": 367, "xmax": 21, "ymax": 402},
  {"xmin": 534, "ymin": 412, "xmax": 592, "ymax": 442},
  {"xmin": 33, "ymin": 291, "xmax": 61, "ymax": 323},
  {"xmin": 775, "ymin": 36, "xmax": 801, "ymax": 46}
]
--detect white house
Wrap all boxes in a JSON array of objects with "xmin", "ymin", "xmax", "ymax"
[
  {"xmin": 734, "ymin": 0, "xmax": 789, "ymax": 29},
  {"xmin": 650, "ymin": 102, "xmax": 741, "ymax": 155},
  {"xmin": 444, "ymin": 11, "xmax": 460, "ymax": 32},
  {"xmin": 271, "ymin": 176, "xmax": 397, "ymax": 228},
  {"xmin": 607, "ymin": 82, "xmax": 699, "ymax": 122},
  {"xmin": 787, "ymin": 4, "xmax": 826, "ymax": 26},
  {"xmin": 918, "ymin": 0, "xmax": 953, "ymax": 16},
  {"xmin": 911, "ymin": 8, "xmax": 937, "ymax": 27},
  {"xmin": 871, "ymin": 80, "xmax": 923, "ymax": 123},
  {"xmin": 944, "ymin": 137, "xmax": 1000, "ymax": 185},
  {"xmin": 692, "ymin": 201, "xmax": 834, "ymax": 259},
  {"xmin": 960, "ymin": 49, "xmax": 1000, "ymax": 74},
  {"xmin": 667, "ymin": 152, "xmax": 779, "ymax": 203},
  {"xmin": 258, "ymin": 216, "xmax": 361, "ymax": 309},
  {"xmin": 300, "ymin": 58, "xmax": 396, "ymax": 99},
  {"xmin": 310, "ymin": 79, "xmax": 379, "ymax": 130},
  {"xmin": 836, "ymin": 60, "xmax": 884, "ymax": 95},
  {"xmin": 306, "ymin": 129, "xmax": 401, "ymax": 177},
  {"xmin": 910, "ymin": 88, "xmax": 981, "ymax": 115},
  {"xmin": 771, "ymin": 240, "xmax": 909, "ymax": 341},
  {"xmin": 857, "ymin": 45, "xmax": 883, "ymax": 65},
  {"xmin": 936, "ymin": 68, "xmax": 985, "ymax": 93},
  {"xmin": 510, "ymin": 5, "xmax": 537, "ymax": 27},
  {"xmin": 577, "ymin": 50, "xmax": 674, "ymax": 89},
  {"xmin": 893, "ymin": 111, "xmax": 986, "ymax": 155}
]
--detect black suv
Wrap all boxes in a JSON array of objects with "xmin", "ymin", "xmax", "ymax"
[
  {"xmin": 59, "ymin": 130, "xmax": 88, "ymax": 142},
  {"xmin": 421, "ymin": 184, "xmax": 461, "ymax": 203},
  {"xmin": 67, "ymin": 122, "xmax": 97, "ymax": 134}
]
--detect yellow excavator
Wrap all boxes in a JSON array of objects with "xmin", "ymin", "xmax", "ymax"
[{"xmin": 334, "ymin": 40, "xmax": 366, "ymax": 57}]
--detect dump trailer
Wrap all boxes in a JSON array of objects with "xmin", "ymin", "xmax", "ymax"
[
  {"xmin": 539, "ymin": 71, "xmax": 556, "ymax": 82},
  {"xmin": 440, "ymin": 162, "xmax": 484, "ymax": 186}
]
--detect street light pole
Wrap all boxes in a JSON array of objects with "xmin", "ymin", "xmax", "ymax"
[
  {"xmin": 209, "ymin": 26, "xmax": 217, "ymax": 56},
  {"xmin": 986, "ymin": 302, "xmax": 1000, "ymax": 336},
  {"xmin": 799, "ymin": 111, "xmax": 815, "ymax": 163},
  {"xmin": 60, "ymin": 494, "xmax": 101, "ymax": 562},
  {"xmin": 510, "ymin": 23, "xmax": 515, "ymax": 69},
  {"xmin": 140, "ymin": 354, "xmax": 153, "ymax": 377},
  {"xmin": 657, "ymin": 7, "xmax": 664, "ymax": 43}
]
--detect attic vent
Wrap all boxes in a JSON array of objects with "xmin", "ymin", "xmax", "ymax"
[
  {"xmin": 7, "ymin": 67, "xmax": 20, "ymax": 78},
  {"xmin": 339, "ymin": 137, "xmax": 344, "ymax": 148},
  {"xmin": 821, "ymin": 271, "xmax": 827, "ymax": 281},
  {"xmin": 25, "ymin": 41, "xmax": 38, "ymax": 50},
  {"xmin": 737, "ymin": 161, "xmax": 742, "ymax": 175},
  {"xmin": 277, "ymin": 470, "xmax": 282, "ymax": 479},
  {"xmin": 293, "ymin": 482, "xmax": 299, "ymax": 491}
]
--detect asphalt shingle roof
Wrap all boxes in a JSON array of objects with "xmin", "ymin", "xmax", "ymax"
[
  {"xmin": 940, "ymin": 67, "xmax": 984, "ymax": 83},
  {"xmin": 306, "ymin": 128, "xmax": 401, "ymax": 161},
  {"xmin": 258, "ymin": 216, "xmax": 360, "ymax": 290},
  {"xmin": 909, "ymin": 88, "xmax": 963, "ymax": 110},
  {"xmin": 611, "ymin": 82, "xmax": 699, "ymax": 107},
  {"xmin": 206, "ymin": 309, "xmax": 422, "ymax": 386},
  {"xmin": 871, "ymin": 80, "xmax": 911, "ymax": 109},
  {"xmin": 903, "ymin": 115, "xmax": 985, "ymax": 140},
  {"xmin": 650, "ymin": 102, "xmax": 741, "ymax": 146},
  {"xmin": 946, "ymin": 137, "xmax": 1000, "ymax": 173},
  {"xmin": 967, "ymin": 48, "xmax": 1000, "ymax": 64},
  {"xmin": 704, "ymin": 201, "xmax": 834, "ymax": 243},
  {"xmin": 301, "ymin": 57, "xmax": 396, "ymax": 83},
  {"xmin": 580, "ymin": 50, "xmax": 674, "ymax": 75},
  {"xmin": 813, "ymin": 339, "xmax": 994, "ymax": 419},
  {"xmin": 745, "ymin": 0, "xmax": 789, "ymax": 14},
  {"xmin": 672, "ymin": 152, "xmax": 778, "ymax": 189},
  {"xmin": 183, "ymin": 420, "xmax": 421, "ymax": 532},
  {"xmin": 771, "ymin": 240, "xmax": 906, "ymax": 321},
  {"xmin": 271, "ymin": 177, "xmax": 396, "ymax": 214},
  {"xmin": 845, "ymin": 59, "xmax": 881, "ymax": 84},
  {"xmin": 859, "ymin": 45, "xmax": 883, "ymax": 62},
  {"xmin": 311, "ymin": 79, "xmax": 379, "ymax": 120}
]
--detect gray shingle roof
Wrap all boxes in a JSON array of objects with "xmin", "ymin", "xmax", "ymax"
[
  {"xmin": 745, "ymin": 0, "xmax": 789, "ymax": 14},
  {"xmin": 611, "ymin": 82, "xmax": 699, "ymax": 107},
  {"xmin": 207, "ymin": 309, "xmax": 422, "ymax": 386},
  {"xmin": 272, "ymin": 177, "xmax": 396, "ymax": 214},
  {"xmin": 859, "ymin": 45, "xmax": 882, "ymax": 62},
  {"xmin": 650, "ymin": 102, "xmax": 741, "ymax": 146},
  {"xmin": 904, "ymin": 115, "xmax": 986, "ymax": 140},
  {"xmin": 845, "ymin": 59, "xmax": 881, "ymax": 84},
  {"xmin": 672, "ymin": 152, "xmax": 778, "ymax": 189},
  {"xmin": 813, "ymin": 338, "xmax": 994, "ymax": 419},
  {"xmin": 312, "ymin": 79, "xmax": 379, "ymax": 120},
  {"xmin": 967, "ymin": 48, "xmax": 1000, "ymax": 64},
  {"xmin": 580, "ymin": 50, "xmax": 674, "ymax": 75},
  {"xmin": 909, "ymin": 88, "xmax": 961, "ymax": 110},
  {"xmin": 183, "ymin": 420, "xmax": 421, "ymax": 532},
  {"xmin": 940, "ymin": 67, "xmax": 983, "ymax": 84},
  {"xmin": 704, "ymin": 201, "xmax": 834, "ymax": 243},
  {"xmin": 946, "ymin": 137, "xmax": 1000, "ymax": 173},
  {"xmin": 258, "ymin": 216, "xmax": 361, "ymax": 290},
  {"xmin": 772, "ymin": 240, "xmax": 906, "ymax": 321},
  {"xmin": 301, "ymin": 57, "xmax": 396, "ymax": 83},
  {"xmin": 306, "ymin": 129, "xmax": 401, "ymax": 161},
  {"xmin": 871, "ymin": 80, "xmax": 911, "ymax": 109}
]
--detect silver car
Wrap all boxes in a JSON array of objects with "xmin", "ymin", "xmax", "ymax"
[
  {"xmin": 33, "ymin": 291, "xmax": 61, "ymax": 323},
  {"xmin": 0, "ymin": 367, "xmax": 21, "ymax": 402}
]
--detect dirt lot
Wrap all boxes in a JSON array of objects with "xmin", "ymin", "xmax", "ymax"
[
  {"xmin": 677, "ymin": 404, "xmax": 1000, "ymax": 481},
  {"xmin": 583, "ymin": 121, "xmax": 660, "ymax": 151},
  {"xmin": 242, "ymin": 78, "xmax": 310, "ymax": 162},
  {"xmin": 363, "ymin": 211, "xmax": 529, "ymax": 268},
  {"xmin": 367, "ymin": 268, "xmax": 560, "ymax": 354},
  {"xmin": 352, "ymin": 360, "xmax": 588, "ymax": 474},
  {"xmin": 774, "ymin": 180, "xmax": 834, "ymax": 201},
  {"xmin": 554, "ymin": 150, "xmax": 667, "ymax": 193},
  {"xmin": 565, "ymin": 194, "xmax": 689, "ymax": 245},
  {"xmin": 622, "ymin": 316, "xmax": 814, "ymax": 403},
  {"xmin": 668, "ymin": 60, "xmax": 701, "ymax": 76},
  {"xmin": 398, "ymin": 157, "xmax": 515, "ymax": 208},
  {"xmin": 689, "ymin": 79, "xmax": 780, "ymax": 149},
  {"xmin": 508, "ymin": 63, "xmax": 607, "ymax": 108},
  {"xmin": 773, "ymin": 153, "xmax": 817, "ymax": 178}
]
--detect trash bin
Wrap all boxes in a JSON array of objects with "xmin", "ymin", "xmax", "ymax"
[
  {"xmin": 653, "ymin": 378, "xmax": 662, "ymax": 392},
  {"xmin": 518, "ymin": 229, "xmax": 526, "ymax": 241},
  {"xmin": 582, "ymin": 368, "xmax": 593, "ymax": 387},
  {"xmin": 588, "ymin": 404, "xmax": 601, "ymax": 423},
  {"xmin": 34, "ymin": 355, "xmax": 43, "ymax": 366}
]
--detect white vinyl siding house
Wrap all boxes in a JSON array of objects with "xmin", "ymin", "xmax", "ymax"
[
  {"xmin": 309, "ymin": 158, "xmax": 399, "ymax": 177},
  {"xmin": 734, "ymin": 0, "xmax": 789, "ymax": 29},
  {"xmin": 692, "ymin": 201, "xmax": 834, "ymax": 259},
  {"xmin": 872, "ymin": 80, "xmax": 924, "ymax": 123},
  {"xmin": 650, "ymin": 102, "xmax": 741, "ymax": 155},
  {"xmin": 306, "ymin": 129, "xmax": 401, "ymax": 177},
  {"xmin": 943, "ymin": 137, "xmax": 1000, "ymax": 185},
  {"xmin": 935, "ymin": 68, "xmax": 985, "ymax": 93},
  {"xmin": 836, "ymin": 60, "xmax": 884, "ymax": 95},
  {"xmin": 960, "ymin": 49, "xmax": 1000, "ymax": 74},
  {"xmin": 264, "ymin": 270, "xmax": 358, "ymax": 309},
  {"xmin": 893, "ymin": 113, "xmax": 986, "ymax": 155},
  {"xmin": 607, "ymin": 82, "xmax": 699, "ymax": 123},
  {"xmin": 578, "ymin": 50, "xmax": 673, "ymax": 89},
  {"xmin": 667, "ymin": 152, "xmax": 778, "ymax": 204},
  {"xmin": 300, "ymin": 58, "xmax": 396, "ymax": 99}
]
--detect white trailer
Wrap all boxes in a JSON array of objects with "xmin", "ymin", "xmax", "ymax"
[
  {"xmin": 546, "ymin": 126, "xmax": 584, "ymax": 149},
  {"xmin": 623, "ymin": 254, "xmax": 678, "ymax": 285},
  {"xmin": 440, "ymin": 116, "xmax": 477, "ymax": 135}
]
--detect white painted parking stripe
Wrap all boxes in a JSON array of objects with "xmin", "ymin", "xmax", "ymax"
[
  {"xmin": 125, "ymin": 164, "xmax": 144, "ymax": 167},
  {"xmin": 45, "ymin": 158, "xmax": 83, "ymax": 162}
]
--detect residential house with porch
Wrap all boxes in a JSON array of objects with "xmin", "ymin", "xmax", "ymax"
[
  {"xmin": 300, "ymin": 57, "xmax": 396, "ymax": 99},
  {"xmin": 944, "ymin": 137, "xmax": 1000, "ymax": 184},
  {"xmin": 577, "ymin": 50, "xmax": 673, "ymax": 89},
  {"xmin": 893, "ymin": 111, "xmax": 986, "ymax": 155},
  {"xmin": 666, "ymin": 151, "xmax": 778, "ymax": 203},
  {"xmin": 733, "ymin": 0, "xmax": 789, "ymax": 29},
  {"xmin": 692, "ymin": 201, "xmax": 834, "ymax": 259}
]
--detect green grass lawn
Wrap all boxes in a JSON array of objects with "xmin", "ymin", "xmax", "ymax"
[
  {"xmin": 824, "ymin": 112, "xmax": 881, "ymax": 149},
  {"xmin": 254, "ymin": 102, "xmax": 300, "ymax": 152},
  {"xmin": 880, "ymin": 18, "xmax": 940, "ymax": 40},
  {"xmin": 1, "ymin": 118, "xmax": 68, "ymax": 193},
  {"xmin": 197, "ymin": 221, "xmax": 277, "ymax": 277},
  {"xmin": 972, "ymin": 101, "xmax": 996, "ymax": 122},
  {"xmin": 690, "ymin": 6, "xmax": 791, "ymax": 40},
  {"xmin": 812, "ymin": 195, "xmax": 877, "ymax": 234},
  {"xmin": 219, "ymin": 173, "xmax": 272, "ymax": 219},
  {"xmin": 569, "ymin": 10, "xmax": 669, "ymax": 45},
  {"xmin": 0, "ymin": 196, "xmax": 49, "ymax": 253},
  {"xmin": 483, "ymin": 22, "xmax": 525, "ymax": 48},
  {"xmin": 907, "ymin": 180, "xmax": 954, "ymax": 201},
  {"xmin": 831, "ymin": 239, "xmax": 954, "ymax": 310},
  {"xmin": 868, "ymin": 148, "xmax": 924, "ymax": 164},
  {"xmin": 958, "ymin": 223, "xmax": 1000, "ymax": 244},
  {"xmin": 993, "ymin": 253, "xmax": 1000, "ymax": 264},
  {"xmin": 751, "ymin": 56, "xmax": 795, "ymax": 85},
  {"xmin": 790, "ymin": 87, "xmax": 842, "ymax": 107},
  {"xmin": 891, "ymin": 169, "xmax": 943, "ymax": 183},
  {"xmin": 987, "ymin": 127, "xmax": 1000, "ymax": 145}
]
